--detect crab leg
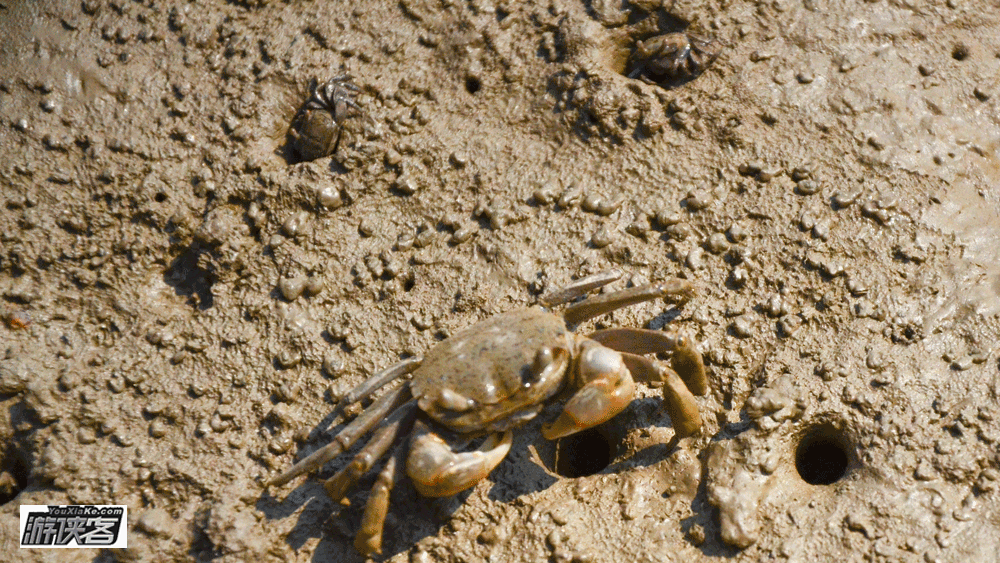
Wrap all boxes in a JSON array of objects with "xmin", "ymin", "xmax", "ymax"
[
  {"xmin": 540, "ymin": 270, "xmax": 622, "ymax": 307},
  {"xmin": 269, "ymin": 384, "xmax": 412, "ymax": 487},
  {"xmin": 589, "ymin": 329, "xmax": 707, "ymax": 395},
  {"xmin": 658, "ymin": 365, "xmax": 703, "ymax": 438},
  {"xmin": 324, "ymin": 400, "xmax": 418, "ymax": 503},
  {"xmin": 354, "ymin": 444, "xmax": 406, "ymax": 557},
  {"xmin": 669, "ymin": 335, "xmax": 708, "ymax": 396},
  {"xmin": 562, "ymin": 279, "xmax": 696, "ymax": 325},
  {"xmin": 340, "ymin": 357, "xmax": 422, "ymax": 406},
  {"xmin": 406, "ymin": 421, "xmax": 513, "ymax": 498},
  {"xmin": 589, "ymin": 327, "xmax": 682, "ymax": 355}
]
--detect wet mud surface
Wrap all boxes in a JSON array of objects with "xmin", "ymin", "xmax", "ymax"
[{"xmin": 2, "ymin": 0, "xmax": 1000, "ymax": 561}]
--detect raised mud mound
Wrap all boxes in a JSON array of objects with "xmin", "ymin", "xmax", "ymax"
[{"xmin": 1, "ymin": 0, "xmax": 999, "ymax": 562}]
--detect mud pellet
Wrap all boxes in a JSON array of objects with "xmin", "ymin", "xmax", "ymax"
[
  {"xmin": 687, "ymin": 524, "xmax": 706, "ymax": 546},
  {"xmin": 414, "ymin": 227, "xmax": 437, "ymax": 248},
  {"xmin": 832, "ymin": 190, "xmax": 860, "ymax": 208},
  {"xmin": 77, "ymin": 427, "xmax": 96, "ymax": 444},
  {"xmin": 666, "ymin": 223, "xmax": 693, "ymax": 241},
  {"xmin": 269, "ymin": 435, "xmax": 293, "ymax": 454},
  {"xmin": 149, "ymin": 419, "xmax": 168, "ymax": 438},
  {"xmin": 305, "ymin": 277, "xmax": 325, "ymax": 297},
  {"xmin": 951, "ymin": 356, "xmax": 976, "ymax": 371},
  {"xmin": 812, "ymin": 220, "xmax": 830, "ymax": 240},
  {"xmin": 451, "ymin": 225, "xmax": 475, "ymax": 244},
  {"xmin": 396, "ymin": 232, "xmax": 415, "ymax": 251},
  {"xmin": 731, "ymin": 316, "xmax": 753, "ymax": 338},
  {"xmin": 625, "ymin": 219, "xmax": 648, "ymax": 238},
  {"xmin": 861, "ymin": 200, "xmax": 891, "ymax": 224},
  {"xmin": 727, "ymin": 223, "xmax": 748, "ymax": 243},
  {"xmin": 107, "ymin": 376, "xmax": 125, "ymax": 393},
  {"xmin": 865, "ymin": 349, "xmax": 885, "ymax": 370},
  {"xmin": 790, "ymin": 164, "xmax": 813, "ymax": 181},
  {"xmin": 685, "ymin": 190, "xmax": 714, "ymax": 210},
  {"xmin": 777, "ymin": 315, "xmax": 800, "ymax": 337},
  {"xmin": 279, "ymin": 276, "xmax": 306, "ymax": 301},
  {"xmin": 394, "ymin": 174, "xmax": 419, "ymax": 195},
  {"xmin": 591, "ymin": 225, "xmax": 613, "ymax": 248},
  {"xmin": 384, "ymin": 149, "xmax": 402, "ymax": 166},
  {"xmin": 209, "ymin": 414, "xmax": 228, "ymax": 433},
  {"xmin": 686, "ymin": 247, "xmax": 704, "ymax": 269},
  {"xmin": 706, "ymin": 233, "xmax": 729, "ymax": 254},
  {"xmin": 796, "ymin": 179, "xmax": 821, "ymax": 195},
  {"xmin": 846, "ymin": 278, "xmax": 867, "ymax": 296},
  {"xmin": 730, "ymin": 267, "xmax": 748, "ymax": 287},
  {"xmin": 276, "ymin": 350, "xmax": 301, "ymax": 369},
  {"xmin": 799, "ymin": 212, "xmax": 816, "ymax": 231},
  {"xmin": 597, "ymin": 198, "xmax": 622, "ymax": 216},
  {"xmin": 282, "ymin": 211, "xmax": 310, "ymax": 237},
  {"xmin": 558, "ymin": 183, "xmax": 583, "ymax": 208},
  {"xmin": 317, "ymin": 185, "xmax": 343, "ymax": 209},
  {"xmin": 532, "ymin": 182, "xmax": 559, "ymax": 205},
  {"xmin": 655, "ymin": 210, "xmax": 682, "ymax": 227},
  {"xmin": 766, "ymin": 295, "xmax": 787, "ymax": 317},
  {"xmin": 356, "ymin": 217, "xmax": 378, "ymax": 237},
  {"xmin": 323, "ymin": 353, "xmax": 344, "ymax": 377}
]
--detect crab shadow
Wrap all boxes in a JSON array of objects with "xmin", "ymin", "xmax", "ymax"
[{"xmin": 257, "ymin": 411, "xmax": 486, "ymax": 561}]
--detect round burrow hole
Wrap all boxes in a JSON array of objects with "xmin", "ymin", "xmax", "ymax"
[
  {"xmin": 554, "ymin": 427, "xmax": 613, "ymax": 478},
  {"xmin": 795, "ymin": 423, "xmax": 851, "ymax": 485},
  {"xmin": 464, "ymin": 76, "xmax": 482, "ymax": 95},
  {"xmin": 0, "ymin": 445, "xmax": 30, "ymax": 505},
  {"xmin": 952, "ymin": 43, "xmax": 970, "ymax": 61}
]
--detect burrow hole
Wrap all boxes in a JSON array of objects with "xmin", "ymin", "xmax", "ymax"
[
  {"xmin": 464, "ymin": 76, "xmax": 482, "ymax": 95},
  {"xmin": 952, "ymin": 43, "xmax": 970, "ymax": 61},
  {"xmin": 795, "ymin": 423, "xmax": 852, "ymax": 485},
  {"xmin": 554, "ymin": 427, "xmax": 614, "ymax": 478},
  {"xmin": 0, "ymin": 444, "xmax": 30, "ymax": 505}
]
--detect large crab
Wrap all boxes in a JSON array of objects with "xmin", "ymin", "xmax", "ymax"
[
  {"xmin": 269, "ymin": 272, "xmax": 709, "ymax": 556},
  {"xmin": 289, "ymin": 75, "xmax": 360, "ymax": 162}
]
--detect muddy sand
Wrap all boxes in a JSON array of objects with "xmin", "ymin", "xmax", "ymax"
[{"xmin": 1, "ymin": 0, "xmax": 1000, "ymax": 561}]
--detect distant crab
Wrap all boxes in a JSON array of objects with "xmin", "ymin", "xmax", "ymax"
[
  {"xmin": 289, "ymin": 75, "xmax": 360, "ymax": 162},
  {"xmin": 269, "ymin": 272, "xmax": 708, "ymax": 556},
  {"xmin": 628, "ymin": 32, "xmax": 718, "ymax": 85}
]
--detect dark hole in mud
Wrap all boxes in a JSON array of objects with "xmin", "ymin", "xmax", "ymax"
[
  {"xmin": 796, "ymin": 424, "xmax": 850, "ymax": 485},
  {"xmin": 0, "ymin": 444, "xmax": 30, "ymax": 505},
  {"xmin": 554, "ymin": 427, "xmax": 613, "ymax": 478},
  {"xmin": 465, "ymin": 76, "xmax": 481, "ymax": 95},
  {"xmin": 952, "ymin": 43, "xmax": 970, "ymax": 61},
  {"xmin": 164, "ymin": 246, "xmax": 215, "ymax": 310}
]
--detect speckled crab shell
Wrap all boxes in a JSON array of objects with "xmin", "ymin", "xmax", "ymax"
[{"xmin": 411, "ymin": 307, "xmax": 575, "ymax": 435}]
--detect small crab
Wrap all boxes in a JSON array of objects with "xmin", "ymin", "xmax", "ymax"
[
  {"xmin": 628, "ymin": 32, "xmax": 718, "ymax": 85},
  {"xmin": 269, "ymin": 272, "xmax": 708, "ymax": 556},
  {"xmin": 289, "ymin": 76, "xmax": 360, "ymax": 162}
]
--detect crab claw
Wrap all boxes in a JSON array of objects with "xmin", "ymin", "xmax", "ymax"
[
  {"xmin": 542, "ymin": 343, "xmax": 636, "ymax": 440},
  {"xmin": 407, "ymin": 423, "xmax": 513, "ymax": 498}
]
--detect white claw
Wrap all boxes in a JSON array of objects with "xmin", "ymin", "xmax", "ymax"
[{"xmin": 407, "ymin": 428, "xmax": 512, "ymax": 498}]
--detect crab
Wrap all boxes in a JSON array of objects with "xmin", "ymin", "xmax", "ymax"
[
  {"xmin": 628, "ymin": 32, "xmax": 718, "ymax": 85},
  {"xmin": 268, "ymin": 272, "xmax": 709, "ymax": 556},
  {"xmin": 289, "ymin": 75, "xmax": 360, "ymax": 162}
]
